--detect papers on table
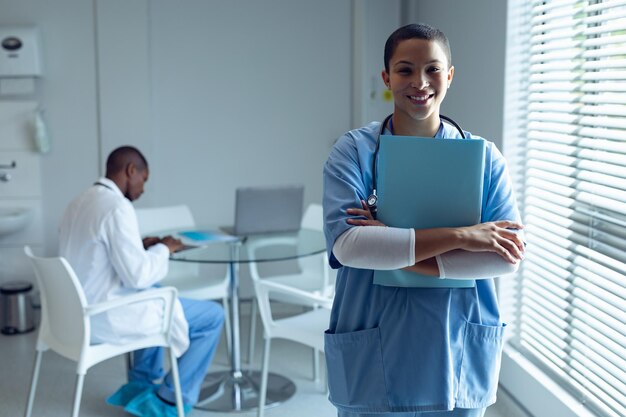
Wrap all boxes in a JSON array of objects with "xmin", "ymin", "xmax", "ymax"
[{"xmin": 177, "ymin": 230, "xmax": 240, "ymax": 249}]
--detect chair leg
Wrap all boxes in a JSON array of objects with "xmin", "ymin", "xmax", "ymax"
[
  {"xmin": 257, "ymin": 337, "xmax": 271, "ymax": 417},
  {"xmin": 222, "ymin": 296, "xmax": 232, "ymax": 360},
  {"xmin": 312, "ymin": 348, "xmax": 320, "ymax": 383},
  {"xmin": 125, "ymin": 351, "xmax": 134, "ymax": 382},
  {"xmin": 324, "ymin": 360, "xmax": 329, "ymax": 395},
  {"xmin": 169, "ymin": 348, "xmax": 185, "ymax": 417},
  {"xmin": 71, "ymin": 374, "xmax": 85, "ymax": 417},
  {"xmin": 248, "ymin": 298, "xmax": 257, "ymax": 364},
  {"xmin": 24, "ymin": 350, "xmax": 43, "ymax": 417}
]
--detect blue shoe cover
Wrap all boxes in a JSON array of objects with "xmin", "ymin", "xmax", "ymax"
[
  {"xmin": 124, "ymin": 389, "xmax": 192, "ymax": 417},
  {"xmin": 106, "ymin": 381, "xmax": 157, "ymax": 407}
]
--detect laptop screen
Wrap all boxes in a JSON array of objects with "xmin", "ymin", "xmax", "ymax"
[{"xmin": 224, "ymin": 185, "xmax": 304, "ymax": 236}]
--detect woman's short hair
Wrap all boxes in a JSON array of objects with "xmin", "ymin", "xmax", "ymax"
[{"xmin": 384, "ymin": 23, "xmax": 451, "ymax": 72}]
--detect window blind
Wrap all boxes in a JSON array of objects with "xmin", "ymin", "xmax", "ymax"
[{"xmin": 502, "ymin": 2, "xmax": 626, "ymax": 417}]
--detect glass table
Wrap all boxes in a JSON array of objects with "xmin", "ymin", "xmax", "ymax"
[{"xmin": 169, "ymin": 228, "xmax": 327, "ymax": 412}]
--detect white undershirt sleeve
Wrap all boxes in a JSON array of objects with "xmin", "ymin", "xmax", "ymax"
[
  {"xmin": 334, "ymin": 226, "xmax": 523, "ymax": 278},
  {"xmin": 435, "ymin": 250, "xmax": 520, "ymax": 279},
  {"xmin": 333, "ymin": 226, "xmax": 415, "ymax": 270},
  {"xmin": 436, "ymin": 229, "xmax": 525, "ymax": 279}
]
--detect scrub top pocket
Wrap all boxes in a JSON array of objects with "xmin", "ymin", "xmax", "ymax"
[
  {"xmin": 324, "ymin": 327, "xmax": 390, "ymax": 411},
  {"xmin": 456, "ymin": 321, "xmax": 506, "ymax": 408}
]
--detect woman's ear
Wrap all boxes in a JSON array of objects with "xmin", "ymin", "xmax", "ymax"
[
  {"xmin": 447, "ymin": 66, "xmax": 455, "ymax": 88},
  {"xmin": 381, "ymin": 70, "xmax": 390, "ymax": 88}
]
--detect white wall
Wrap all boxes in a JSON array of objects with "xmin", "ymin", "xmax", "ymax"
[
  {"xmin": 0, "ymin": 0, "xmax": 352, "ymax": 259},
  {"xmin": 0, "ymin": 0, "xmax": 507, "ymax": 255},
  {"xmin": 0, "ymin": 0, "xmax": 508, "ymax": 285},
  {"xmin": 0, "ymin": 0, "xmax": 100, "ymax": 258},
  {"xmin": 352, "ymin": 0, "xmax": 400, "ymax": 127},
  {"xmin": 406, "ymin": 0, "xmax": 508, "ymax": 149},
  {"xmin": 145, "ymin": 1, "xmax": 351, "ymax": 227}
]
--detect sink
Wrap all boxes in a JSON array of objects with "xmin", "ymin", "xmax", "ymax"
[{"xmin": 0, "ymin": 207, "xmax": 32, "ymax": 236}]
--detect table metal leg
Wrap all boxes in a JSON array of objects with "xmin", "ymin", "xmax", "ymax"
[
  {"xmin": 194, "ymin": 241, "xmax": 296, "ymax": 412},
  {"xmin": 195, "ymin": 370, "xmax": 295, "ymax": 412}
]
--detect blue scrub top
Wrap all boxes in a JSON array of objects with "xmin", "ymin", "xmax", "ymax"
[{"xmin": 322, "ymin": 121, "xmax": 521, "ymax": 414}]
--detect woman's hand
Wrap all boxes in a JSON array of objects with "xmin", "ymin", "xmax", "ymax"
[
  {"xmin": 458, "ymin": 220, "xmax": 525, "ymax": 264},
  {"xmin": 346, "ymin": 200, "xmax": 387, "ymax": 227}
]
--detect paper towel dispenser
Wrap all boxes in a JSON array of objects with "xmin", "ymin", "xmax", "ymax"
[{"xmin": 0, "ymin": 27, "xmax": 42, "ymax": 77}]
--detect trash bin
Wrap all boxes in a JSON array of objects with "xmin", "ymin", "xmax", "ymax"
[{"xmin": 0, "ymin": 280, "xmax": 35, "ymax": 335}]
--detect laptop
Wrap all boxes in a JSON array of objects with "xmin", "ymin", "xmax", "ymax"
[{"xmin": 222, "ymin": 185, "xmax": 304, "ymax": 236}]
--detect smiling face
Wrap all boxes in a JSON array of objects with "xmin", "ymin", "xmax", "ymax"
[{"xmin": 382, "ymin": 38, "xmax": 454, "ymax": 136}]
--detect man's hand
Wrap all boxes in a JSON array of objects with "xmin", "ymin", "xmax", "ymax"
[
  {"xmin": 142, "ymin": 236, "xmax": 162, "ymax": 249},
  {"xmin": 160, "ymin": 235, "xmax": 184, "ymax": 253}
]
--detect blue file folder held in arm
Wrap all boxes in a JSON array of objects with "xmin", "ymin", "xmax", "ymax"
[{"xmin": 372, "ymin": 135, "xmax": 486, "ymax": 288}]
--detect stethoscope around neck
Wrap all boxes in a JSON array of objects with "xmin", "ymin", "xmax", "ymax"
[{"xmin": 366, "ymin": 113, "xmax": 466, "ymax": 219}]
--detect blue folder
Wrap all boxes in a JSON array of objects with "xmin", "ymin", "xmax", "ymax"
[{"xmin": 372, "ymin": 135, "xmax": 486, "ymax": 288}]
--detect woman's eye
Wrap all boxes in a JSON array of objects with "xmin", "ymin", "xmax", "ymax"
[
  {"xmin": 397, "ymin": 68, "xmax": 412, "ymax": 75},
  {"xmin": 428, "ymin": 67, "xmax": 441, "ymax": 73}
]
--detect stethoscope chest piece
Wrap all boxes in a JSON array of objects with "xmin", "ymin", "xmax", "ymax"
[{"xmin": 366, "ymin": 193, "xmax": 378, "ymax": 218}]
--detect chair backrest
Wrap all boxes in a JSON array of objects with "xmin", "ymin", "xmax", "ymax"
[
  {"xmin": 300, "ymin": 203, "xmax": 323, "ymax": 231},
  {"xmin": 24, "ymin": 246, "xmax": 89, "ymax": 360},
  {"xmin": 136, "ymin": 205, "xmax": 195, "ymax": 235},
  {"xmin": 246, "ymin": 234, "xmax": 332, "ymax": 300},
  {"xmin": 299, "ymin": 203, "xmax": 335, "ymax": 295},
  {"xmin": 253, "ymin": 279, "xmax": 330, "ymax": 349},
  {"xmin": 299, "ymin": 204, "xmax": 323, "ymax": 271},
  {"xmin": 246, "ymin": 236, "xmax": 299, "ymax": 283}
]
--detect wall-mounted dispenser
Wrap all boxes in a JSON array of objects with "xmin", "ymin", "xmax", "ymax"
[{"xmin": 0, "ymin": 27, "xmax": 42, "ymax": 78}]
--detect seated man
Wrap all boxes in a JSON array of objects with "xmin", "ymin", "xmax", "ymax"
[{"xmin": 59, "ymin": 145, "xmax": 224, "ymax": 416}]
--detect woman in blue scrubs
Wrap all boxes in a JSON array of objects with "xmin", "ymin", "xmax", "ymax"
[{"xmin": 323, "ymin": 23, "xmax": 525, "ymax": 417}]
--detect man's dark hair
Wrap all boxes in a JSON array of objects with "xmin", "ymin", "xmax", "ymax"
[
  {"xmin": 384, "ymin": 23, "xmax": 451, "ymax": 73},
  {"xmin": 105, "ymin": 146, "xmax": 148, "ymax": 176}
]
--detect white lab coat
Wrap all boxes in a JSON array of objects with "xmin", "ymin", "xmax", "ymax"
[{"xmin": 59, "ymin": 177, "xmax": 189, "ymax": 357}]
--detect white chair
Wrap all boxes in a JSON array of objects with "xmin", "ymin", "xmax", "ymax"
[
  {"xmin": 253, "ymin": 279, "xmax": 331, "ymax": 417},
  {"xmin": 247, "ymin": 204, "xmax": 335, "ymax": 377},
  {"xmin": 135, "ymin": 204, "xmax": 232, "ymax": 356},
  {"xmin": 23, "ymin": 246, "xmax": 185, "ymax": 417}
]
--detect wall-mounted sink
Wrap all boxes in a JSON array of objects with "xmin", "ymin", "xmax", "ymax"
[{"xmin": 0, "ymin": 207, "xmax": 32, "ymax": 236}]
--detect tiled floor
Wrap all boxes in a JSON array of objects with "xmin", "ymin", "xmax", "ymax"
[{"xmin": 0, "ymin": 302, "xmax": 520, "ymax": 417}]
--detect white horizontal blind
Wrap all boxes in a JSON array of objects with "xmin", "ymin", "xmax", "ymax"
[{"xmin": 503, "ymin": 2, "xmax": 626, "ymax": 417}]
